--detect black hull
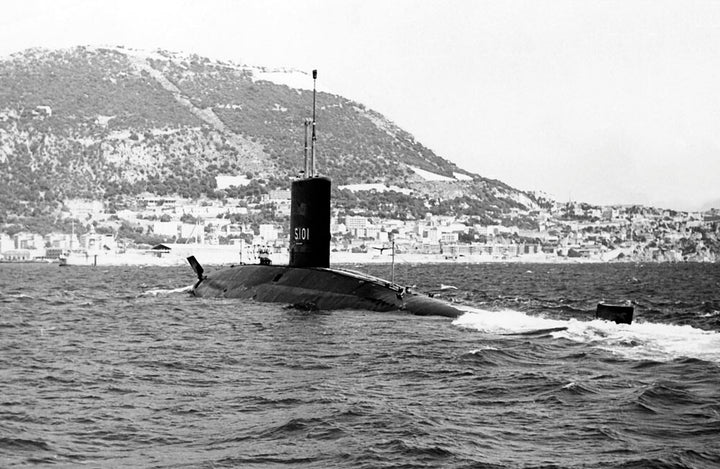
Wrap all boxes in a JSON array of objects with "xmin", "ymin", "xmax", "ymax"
[
  {"xmin": 596, "ymin": 303, "xmax": 634, "ymax": 324},
  {"xmin": 191, "ymin": 263, "xmax": 463, "ymax": 318}
]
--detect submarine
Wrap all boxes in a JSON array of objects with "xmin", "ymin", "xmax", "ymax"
[{"xmin": 187, "ymin": 70, "xmax": 463, "ymax": 319}]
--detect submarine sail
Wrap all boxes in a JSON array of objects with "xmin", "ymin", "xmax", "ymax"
[
  {"xmin": 289, "ymin": 176, "xmax": 331, "ymax": 268},
  {"xmin": 187, "ymin": 70, "xmax": 463, "ymax": 318}
]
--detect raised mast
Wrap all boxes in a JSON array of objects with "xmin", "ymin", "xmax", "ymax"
[
  {"xmin": 303, "ymin": 118, "xmax": 311, "ymax": 176},
  {"xmin": 310, "ymin": 69, "xmax": 318, "ymax": 177}
]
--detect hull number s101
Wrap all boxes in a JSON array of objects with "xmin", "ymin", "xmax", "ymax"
[{"xmin": 294, "ymin": 227, "xmax": 310, "ymax": 241}]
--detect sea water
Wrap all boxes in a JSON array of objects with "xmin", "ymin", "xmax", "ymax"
[{"xmin": 1, "ymin": 262, "xmax": 719, "ymax": 468}]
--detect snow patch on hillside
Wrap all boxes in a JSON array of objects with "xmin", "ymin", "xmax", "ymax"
[
  {"xmin": 339, "ymin": 183, "xmax": 413, "ymax": 195},
  {"xmin": 216, "ymin": 175, "xmax": 252, "ymax": 189},
  {"xmin": 94, "ymin": 45, "xmax": 180, "ymax": 63},
  {"xmin": 491, "ymin": 187, "xmax": 538, "ymax": 210},
  {"xmin": 409, "ymin": 166, "xmax": 456, "ymax": 182},
  {"xmin": 355, "ymin": 106, "xmax": 400, "ymax": 139},
  {"xmin": 252, "ymin": 68, "xmax": 335, "ymax": 94},
  {"xmin": 98, "ymin": 46, "xmax": 331, "ymax": 93},
  {"xmin": 453, "ymin": 172, "xmax": 473, "ymax": 181}
]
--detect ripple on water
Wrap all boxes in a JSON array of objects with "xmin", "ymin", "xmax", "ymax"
[{"xmin": 1, "ymin": 263, "xmax": 719, "ymax": 468}]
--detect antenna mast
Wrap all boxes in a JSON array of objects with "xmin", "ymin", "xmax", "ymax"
[
  {"xmin": 310, "ymin": 69, "xmax": 317, "ymax": 177},
  {"xmin": 303, "ymin": 118, "xmax": 311, "ymax": 176},
  {"xmin": 390, "ymin": 233, "xmax": 396, "ymax": 283}
]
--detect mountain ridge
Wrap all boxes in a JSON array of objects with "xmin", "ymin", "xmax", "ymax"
[{"xmin": 0, "ymin": 45, "xmax": 540, "ymax": 224}]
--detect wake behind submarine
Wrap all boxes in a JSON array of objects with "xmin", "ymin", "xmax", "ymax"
[{"xmin": 187, "ymin": 70, "xmax": 463, "ymax": 318}]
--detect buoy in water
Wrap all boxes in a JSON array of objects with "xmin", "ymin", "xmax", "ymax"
[{"xmin": 596, "ymin": 302, "xmax": 634, "ymax": 324}]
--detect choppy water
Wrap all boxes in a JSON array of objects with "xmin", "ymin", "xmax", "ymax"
[{"xmin": 1, "ymin": 262, "xmax": 719, "ymax": 468}]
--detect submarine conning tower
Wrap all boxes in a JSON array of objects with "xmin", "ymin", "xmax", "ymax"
[
  {"xmin": 289, "ymin": 176, "xmax": 331, "ymax": 268},
  {"xmin": 288, "ymin": 70, "xmax": 331, "ymax": 268}
]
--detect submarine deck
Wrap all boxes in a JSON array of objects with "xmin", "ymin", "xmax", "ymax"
[{"xmin": 192, "ymin": 263, "xmax": 463, "ymax": 318}]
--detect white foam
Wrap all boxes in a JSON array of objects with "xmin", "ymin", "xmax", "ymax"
[
  {"xmin": 468, "ymin": 346, "xmax": 499, "ymax": 354},
  {"xmin": 454, "ymin": 307, "xmax": 720, "ymax": 362},
  {"xmin": 454, "ymin": 307, "xmax": 568, "ymax": 334},
  {"xmin": 142, "ymin": 285, "xmax": 194, "ymax": 296}
]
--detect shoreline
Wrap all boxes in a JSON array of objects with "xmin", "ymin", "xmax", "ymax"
[
  {"xmin": 5, "ymin": 244, "xmax": 715, "ymax": 267},
  {"xmin": 13, "ymin": 251, "xmax": 713, "ymax": 267},
  {"xmin": 330, "ymin": 252, "xmax": 604, "ymax": 265}
]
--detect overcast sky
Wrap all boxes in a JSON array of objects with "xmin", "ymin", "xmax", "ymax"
[{"xmin": 2, "ymin": 0, "xmax": 719, "ymax": 210}]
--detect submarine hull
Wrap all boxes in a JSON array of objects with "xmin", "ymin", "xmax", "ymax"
[{"xmin": 191, "ymin": 264, "xmax": 463, "ymax": 318}]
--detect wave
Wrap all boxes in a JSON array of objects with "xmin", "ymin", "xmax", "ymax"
[
  {"xmin": 0, "ymin": 436, "xmax": 52, "ymax": 451},
  {"xmin": 453, "ymin": 307, "xmax": 720, "ymax": 363},
  {"xmin": 141, "ymin": 284, "xmax": 194, "ymax": 296}
]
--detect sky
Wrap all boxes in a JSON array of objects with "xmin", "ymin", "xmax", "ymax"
[{"xmin": 2, "ymin": 0, "xmax": 719, "ymax": 211}]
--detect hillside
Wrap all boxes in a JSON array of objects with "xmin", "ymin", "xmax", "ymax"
[{"xmin": 0, "ymin": 46, "xmax": 540, "ymax": 224}]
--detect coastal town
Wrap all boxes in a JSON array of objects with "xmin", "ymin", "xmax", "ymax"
[
  {"xmin": 2, "ymin": 47, "xmax": 717, "ymax": 267},
  {"xmin": 2, "ymin": 187, "xmax": 718, "ymax": 265}
]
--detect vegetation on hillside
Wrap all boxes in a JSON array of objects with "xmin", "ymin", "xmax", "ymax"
[{"xmin": 0, "ymin": 46, "xmax": 538, "ymax": 230}]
